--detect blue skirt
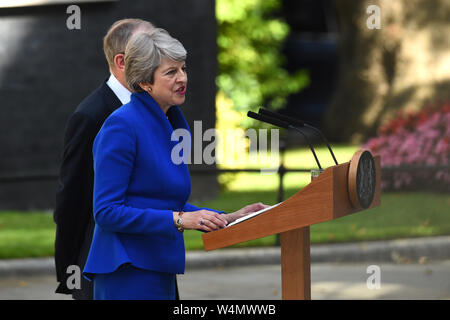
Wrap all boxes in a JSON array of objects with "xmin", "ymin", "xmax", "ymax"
[{"xmin": 93, "ymin": 264, "xmax": 176, "ymax": 300}]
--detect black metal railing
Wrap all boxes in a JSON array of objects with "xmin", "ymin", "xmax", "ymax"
[{"xmin": 0, "ymin": 165, "xmax": 313, "ymax": 204}]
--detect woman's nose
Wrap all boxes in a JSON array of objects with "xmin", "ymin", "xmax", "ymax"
[{"xmin": 177, "ymin": 69, "xmax": 187, "ymax": 83}]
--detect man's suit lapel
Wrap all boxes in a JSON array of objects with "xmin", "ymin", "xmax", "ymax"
[{"xmin": 99, "ymin": 81, "xmax": 123, "ymax": 113}]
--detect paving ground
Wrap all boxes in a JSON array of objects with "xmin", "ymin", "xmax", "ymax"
[{"xmin": 1, "ymin": 260, "xmax": 449, "ymax": 300}]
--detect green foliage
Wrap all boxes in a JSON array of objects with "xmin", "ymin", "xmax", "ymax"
[{"xmin": 216, "ymin": 0, "xmax": 309, "ymax": 127}]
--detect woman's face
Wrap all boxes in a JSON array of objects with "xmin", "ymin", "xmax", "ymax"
[{"xmin": 149, "ymin": 57, "xmax": 187, "ymax": 113}]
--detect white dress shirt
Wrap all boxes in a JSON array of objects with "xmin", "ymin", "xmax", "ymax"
[{"xmin": 106, "ymin": 74, "xmax": 132, "ymax": 105}]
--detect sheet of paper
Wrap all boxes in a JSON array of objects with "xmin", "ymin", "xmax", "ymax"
[{"xmin": 227, "ymin": 202, "xmax": 281, "ymax": 227}]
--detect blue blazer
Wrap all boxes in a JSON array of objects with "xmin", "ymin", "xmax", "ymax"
[{"xmin": 83, "ymin": 92, "xmax": 219, "ymax": 278}]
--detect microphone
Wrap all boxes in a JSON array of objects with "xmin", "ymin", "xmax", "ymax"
[
  {"xmin": 258, "ymin": 107, "xmax": 305, "ymax": 128},
  {"xmin": 247, "ymin": 111, "xmax": 289, "ymax": 129},
  {"xmin": 258, "ymin": 108, "xmax": 338, "ymax": 165},
  {"xmin": 247, "ymin": 111, "xmax": 322, "ymax": 170}
]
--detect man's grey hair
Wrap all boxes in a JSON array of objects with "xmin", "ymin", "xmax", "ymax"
[
  {"xmin": 103, "ymin": 18, "xmax": 154, "ymax": 69},
  {"xmin": 124, "ymin": 28, "xmax": 187, "ymax": 92}
]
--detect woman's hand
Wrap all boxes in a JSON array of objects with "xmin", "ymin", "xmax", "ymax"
[
  {"xmin": 222, "ymin": 202, "xmax": 270, "ymax": 224},
  {"xmin": 173, "ymin": 210, "xmax": 228, "ymax": 232}
]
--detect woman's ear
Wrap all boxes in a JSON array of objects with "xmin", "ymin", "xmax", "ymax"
[{"xmin": 138, "ymin": 82, "xmax": 152, "ymax": 93}]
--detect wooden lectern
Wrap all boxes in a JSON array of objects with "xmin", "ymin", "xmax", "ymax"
[{"xmin": 202, "ymin": 150, "xmax": 381, "ymax": 300}]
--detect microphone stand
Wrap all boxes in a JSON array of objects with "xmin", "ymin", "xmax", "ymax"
[
  {"xmin": 302, "ymin": 123, "xmax": 338, "ymax": 166},
  {"xmin": 288, "ymin": 125, "xmax": 322, "ymax": 170}
]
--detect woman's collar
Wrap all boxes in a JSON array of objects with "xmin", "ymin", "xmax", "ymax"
[{"xmin": 131, "ymin": 91, "xmax": 189, "ymax": 131}]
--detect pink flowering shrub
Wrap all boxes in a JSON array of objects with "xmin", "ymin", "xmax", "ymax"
[{"xmin": 363, "ymin": 102, "xmax": 450, "ymax": 191}]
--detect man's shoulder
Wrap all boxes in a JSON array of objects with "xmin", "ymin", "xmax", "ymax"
[
  {"xmin": 73, "ymin": 82, "xmax": 121, "ymax": 124},
  {"xmin": 101, "ymin": 101, "xmax": 138, "ymax": 131}
]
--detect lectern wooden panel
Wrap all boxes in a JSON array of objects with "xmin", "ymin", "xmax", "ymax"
[
  {"xmin": 281, "ymin": 227, "xmax": 310, "ymax": 299},
  {"xmin": 202, "ymin": 151, "xmax": 381, "ymax": 299}
]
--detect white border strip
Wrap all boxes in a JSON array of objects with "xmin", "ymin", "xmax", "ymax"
[{"xmin": 0, "ymin": 0, "xmax": 116, "ymax": 8}]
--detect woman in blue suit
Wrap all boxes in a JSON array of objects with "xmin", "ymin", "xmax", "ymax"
[{"xmin": 83, "ymin": 28, "xmax": 267, "ymax": 300}]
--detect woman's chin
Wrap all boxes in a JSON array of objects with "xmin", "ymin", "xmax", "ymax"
[{"xmin": 174, "ymin": 97, "xmax": 186, "ymax": 106}]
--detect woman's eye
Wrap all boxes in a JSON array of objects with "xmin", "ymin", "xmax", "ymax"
[{"xmin": 166, "ymin": 66, "xmax": 186, "ymax": 76}]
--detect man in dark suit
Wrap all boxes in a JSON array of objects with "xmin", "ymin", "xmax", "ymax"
[{"xmin": 54, "ymin": 18, "xmax": 154, "ymax": 299}]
